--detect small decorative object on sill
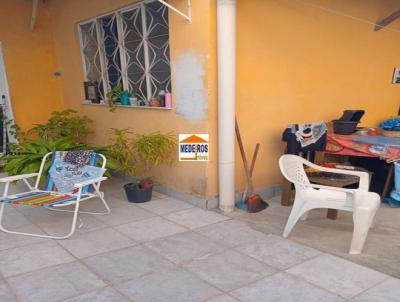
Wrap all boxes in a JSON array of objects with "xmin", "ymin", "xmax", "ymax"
[
  {"xmin": 119, "ymin": 91, "xmax": 131, "ymax": 106},
  {"xmin": 84, "ymin": 81, "xmax": 100, "ymax": 103},
  {"xmin": 149, "ymin": 98, "xmax": 161, "ymax": 107},
  {"xmin": 159, "ymin": 90, "xmax": 166, "ymax": 107},
  {"xmin": 106, "ymin": 84, "xmax": 131, "ymax": 112},
  {"xmin": 165, "ymin": 93, "xmax": 172, "ymax": 109},
  {"xmin": 130, "ymin": 97, "xmax": 138, "ymax": 106}
]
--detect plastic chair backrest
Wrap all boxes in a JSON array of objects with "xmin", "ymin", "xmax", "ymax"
[{"xmin": 279, "ymin": 154, "xmax": 310, "ymax": 189}]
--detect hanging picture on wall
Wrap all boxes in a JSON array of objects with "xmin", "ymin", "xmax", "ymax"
[{"xmin": 392, "ymin": 67, "xmax": 400, "ymax": 84}]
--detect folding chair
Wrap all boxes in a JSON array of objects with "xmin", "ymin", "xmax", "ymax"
[{"xmin": 0, "ymin": 151, "xmax": 111, "ymax": 239}]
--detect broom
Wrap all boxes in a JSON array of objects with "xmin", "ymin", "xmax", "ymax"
[{"xmin": 235, "ymin": 117, "xmax": 268, "ymax": 213}]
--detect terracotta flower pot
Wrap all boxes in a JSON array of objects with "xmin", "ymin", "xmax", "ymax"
[
  {"xmin": 149, "ymin": 98, "xmax": 161, "ymax": 107},
  {"xmin": 139, "ymin": 182, "xmax": 153, "ymax": 189}
]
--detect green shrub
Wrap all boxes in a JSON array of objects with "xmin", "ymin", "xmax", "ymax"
[
  {"xmin": 107, "ymin": 129, "xmax": 176, "ymax": 185},
  {"xmin": 2, "ymin": 138, "xmax": 87, "ymax": 181},
  {"xmin": 107, "ymin": 128, "xmax": 137, "ymax": 177},
  {"xmin": 28, "ymin": 109, "xmax": 93, "ymax": 143}
]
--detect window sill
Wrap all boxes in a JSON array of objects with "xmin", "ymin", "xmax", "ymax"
[{"xmin": 81, "ymin": 100, "xmax": 172, "ymax": 110}]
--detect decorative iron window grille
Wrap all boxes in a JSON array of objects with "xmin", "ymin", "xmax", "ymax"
[{"xmin": 78, "ymin": 0, "xmax": 171, "ymax": 104}]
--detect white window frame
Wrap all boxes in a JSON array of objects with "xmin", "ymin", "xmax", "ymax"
[{"xmin": 78, "ymin": 0, "xmax": 171, "ymax": 103}]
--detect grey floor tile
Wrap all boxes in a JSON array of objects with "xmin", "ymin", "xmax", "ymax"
[
  {"xmin": 62, "ymin": 287, "xmax": 128, "ymax": 302},
  {"xmin": 38, "ymin": 214, "xmax": 107, "ymax": 237},
  {"xmin": 115, "ymin": 216, "xmax": 187, "ymax": 242},
  {"xmin": 7, "ymin": 261, "xmax": 105, "ymax": 302},
  {"xmin": 230, "ymin": 272, "xmax": 344, "ymax": 302},
  {"xmin": 58, "ymin": 228, "xmax": 134, "ymax": 259},
  {"xmin": 17, "ymin": 206, "xmax": 71, "ymax": 222},
  {"xmin": 136, "ymin": 197, "xmax": 194, "ymax": 215},
  {"xmin": 205, "ymin": 294, "xmax": 239, "ymax": 302},
  {"xmin": 185, "ymin": 250, "xmax": 277, "ymax": 291},
  {"xmin": 152, "ymin": 191, "xmax": 169, "ymax": 199},
  {"xmin": 94, "ymin": 204, "xmax": 155, "ymax": 226},
  {"xmin": 144, "ymin": 231, "xmax": 225, "ymax": 264},
  {"xmin": 164, "ymin": 208, "xmax": 229, "ymax": 229},
  {"xmin": 236, "ymin": 234, "xmax": 321, "ymax": 270},
  {"xmin": 1, "ymin": 206, "xmax": 32, "ymax": 228},
  {"xmin": 0, "ymin": 281, "xmax": 16, "ymax": 302},
  {"xmin": 350, "ymin": 277, "xmax": 400, "ymax": 302},
  {"xmin": 195, "ymin": 220, "xmax": 267, "ymax": 248},
  {"xmin": 0, "ymin": 224, "xmax": 48, "ymax": 251},
  {"xmin": 80, "ymin": 195, "xmax": 127, "ymax": 210},
  {"xmin": 83, "ymin": 245, "xmax": 174, "ymax": 284},
  {"xmin": 115, "ymin": 268, "xmax": 221, "ymax": 302},
  {"xmin": 287, "ymin": 253, "xmax": 388, "ymax": 299},
  {"xmin": 0, "ymin": 241, "xmax": 74, "ymax": 277},
  {"xmin": 107, "ymin": 188, "xmax": 130, "ymax": 203}
]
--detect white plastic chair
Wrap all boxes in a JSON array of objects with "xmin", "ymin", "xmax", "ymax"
[
  {"xmin": 279, "ymin": 154, "xmax": 380, "ymax": 254},
  {"xmin": 0, "ymin": 151, "xmax": 111, "ymax": 239}
]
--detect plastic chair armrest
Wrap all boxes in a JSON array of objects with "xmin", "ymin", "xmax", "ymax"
[
  {"xmin": 301, "ymin": 182, "xmax": 356, "ymax": 194},
  {"xmin": 304, "ymin": 162, "xmax": 370, "ymax": 191}
]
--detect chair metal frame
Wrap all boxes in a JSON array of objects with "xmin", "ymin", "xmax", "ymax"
[
  {"xmin": 0, "ymin": 152, "xmax": 111, "ymax": 239},
  {"xmin": 279, "ymin": 154, "xmax": 380, "ymax": 254}
]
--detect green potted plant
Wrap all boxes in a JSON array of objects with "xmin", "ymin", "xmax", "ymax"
[
  {"xmin": 1, "ymin": 110, "xmax": 118, "ymax": 181},
  {"xmin": 106, "ymin": 84, "xmax": 131, "ymax": 112},
  {"xmin": 107, "ymin": 129, "xmax": 176, "ymax": 203}
]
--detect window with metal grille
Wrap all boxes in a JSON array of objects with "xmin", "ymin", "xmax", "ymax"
[{"xmin": 78, "ymin": 0, "xmax": 171, "ymax": 104}]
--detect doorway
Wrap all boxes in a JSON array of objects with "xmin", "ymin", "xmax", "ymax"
[{"xmin": 0, "ymin": 42, "xmax": 17, "ymax": 155}]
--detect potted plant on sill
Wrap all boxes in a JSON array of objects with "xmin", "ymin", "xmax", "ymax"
[
  {"xmin": 108, "ymin": 128, "xmax": 176, "ymax": 203},
  {"xmin": 106, "ymin": 84, "xmax": 131, "ymax": 112}
]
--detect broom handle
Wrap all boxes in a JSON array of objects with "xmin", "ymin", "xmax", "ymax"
[
  {"xmin": 235, "ymin": 118, "xmax": 254, "ymax": 195},
  {"xmin": 245, "ymin": 143, "xmax": 260, "ymax": 196},
  {"xmin": 249, "ymin": 144, "xmax": 260, "ymax": 177}
]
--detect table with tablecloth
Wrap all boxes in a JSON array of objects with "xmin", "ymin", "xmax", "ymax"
[{"xmin": 325, "ymin": 133, "xmax": 400, "ymax": 197}]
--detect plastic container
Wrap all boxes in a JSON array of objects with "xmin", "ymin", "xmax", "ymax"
[
  {"xmin": 337, "ymin": 110, "xmax": 365, "ymax": 122},
  {"xmin": 159, "ymin": 90, "xmax": 166, "ymax": 107},
  {"xmin": 165, "ymin": 93, "xmax": 172, "ymax": 109},
  {"xmin": 119, "ymin": 92, "xmax": 131, "ymax": 106},
  {"xmin": 332, "ymin": 120, "xmax": 359, "ymax": 135},
  {"xmin": 390, "ymin": 162, "xmax": 400, "ymax": 202},
  {"xmin": 124, "ymin": 183, "xmax": 152, "ymax": 203}
]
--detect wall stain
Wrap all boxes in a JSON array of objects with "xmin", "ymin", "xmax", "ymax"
[{"xmin": 174, "ymin": 50, "xmax": 208, "ymax": 120}]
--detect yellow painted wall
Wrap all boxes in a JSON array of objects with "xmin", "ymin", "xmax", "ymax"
[
  {"xmin": 48, "ymin": 0, "xmax": 215, "ymax": 200},
  {"xmin": 3, "ymin": 0, "xmax": 399, "ymax": 203},
  {"xmin": 234, "ymin": 0, "xmax": 400, "ymax": 193},
  {"xmin": 0, "ymin": 0, "xmax": 63, "ymax": 131}
]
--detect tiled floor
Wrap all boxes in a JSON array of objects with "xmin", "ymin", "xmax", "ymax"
[{"xmin": 0, "ymin": 179, "xmax": 399, "ymax": 301}]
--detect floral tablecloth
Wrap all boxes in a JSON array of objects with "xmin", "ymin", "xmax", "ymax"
[{"xmin": 326, "ymin": 133, "xmax": 400, "ymax": 161}]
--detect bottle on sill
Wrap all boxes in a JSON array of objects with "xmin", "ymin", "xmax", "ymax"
[
  {"xmin": 159, "ymin": 90, "xmax": 166, "ymax": 107},
  {"xmin": 165, "ymin": 93, "xmax": 172, "ymax": 109},
  {"xmin": 130, "ymin": 97, "xmax": 138, "ymax": 106}
]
